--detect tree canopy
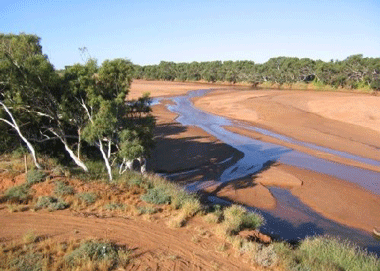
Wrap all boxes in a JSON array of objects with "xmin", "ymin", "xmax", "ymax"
[{"xmin": 133, "ymin": 55, "xmax": 380, "ymax": 90}]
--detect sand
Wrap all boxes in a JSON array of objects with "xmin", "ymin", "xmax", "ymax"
[{"xmin": 130, "ymin": 81, "xmax": 380, "ymax": 233}]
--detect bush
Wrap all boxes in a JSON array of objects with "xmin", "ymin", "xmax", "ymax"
[
  {"xmin": 76, "ymin": 192, "xmax": 97, "ymax": 205},
  {"xmin": 35, "ymin": 196, "xmax": 69, "ymax": 211},
  {"xmin": 26, "ymin": 169, "xmax": 47, "ymax": 184},
  {"xmin": 293, "ymin": 236, "xmax": 380, "ymax": 271},
  {"xmin": 141, "ymin": 186, "xmax": 171, "ymax": 205},
  {"xmin": 54, "ymin": 181, "xmax": 74, "ymax": 196},
  {"xmin": 8, "ymin": 252, "xmax": 43, "ymax": 271},
  {"xmin": 65, "ymin": 240, "xmax": 121, "ymax": 268},
  {"xmin": 4, "ymin": 184, "xmax": 30, "ymax": 203},
  {"xmin": 222, "ymin": 205, "xmax": 264, "ymax": 235}
]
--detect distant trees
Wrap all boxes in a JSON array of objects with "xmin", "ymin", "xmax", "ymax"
[
  {"xmin": 133, "ymin": 55, "xmax": 380, "ymax": 91},
  {"xmin": 0, "ymin": 33, "xmax": 155, "ymax": 180}
]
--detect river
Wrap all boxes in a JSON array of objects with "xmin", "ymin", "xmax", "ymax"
[{"xmin": 155, "ymin": 89, "xmax": 380, "ymax": 254}]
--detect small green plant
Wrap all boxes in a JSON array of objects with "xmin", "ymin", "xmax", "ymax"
[
  {"xmin": 64, "ymin": 240, "xmax": 130, "ymax": 269},
  {"xmin": 35, "ymin": 196, "xmax": 69, "ymax": 211},
  {"xmin": 141, "ymin": 186, "xmax": 171, "ymax": 205},
  {"xmin": 222, "ymin": 205, "xmax": 264, "ymax": 235},
  {"xmin": 54, "ymin": 181, "xmax": 74, "ymax": 196},
  {"xmin": 76, "ymin": 192, "xmax": 97, "ymax": 205},
  {"xmin": 4, "ymin": 184, "xmax": 30, "ymax": 203},
  {"xmin": 26, "ymin": 169, "xmax": 47, "ymax": 184}
]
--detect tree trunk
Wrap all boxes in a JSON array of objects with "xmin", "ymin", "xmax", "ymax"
[
  {"xmin": 98, "ymin": 139, "xmax": 113, "ymax": 181},
  {"xmin": 0, "ymin": 102, "xmax": 42, "ymax": 169}
]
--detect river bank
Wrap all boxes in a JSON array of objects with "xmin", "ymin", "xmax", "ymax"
[{"xmin": 131, "ymin": 80, "xmax": 380, "ymax": 244}]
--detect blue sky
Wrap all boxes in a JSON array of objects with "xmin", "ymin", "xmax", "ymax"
[{"xmin": 1, "ymin": 0, "xmax": 379, "ymax": 69}]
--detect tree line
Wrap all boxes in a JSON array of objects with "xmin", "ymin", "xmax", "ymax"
[
  {"xmin": 134, "ymin": 55, "xmax": 380, "ymax": 90},
  {"xmin": 0, "ymin": 33, "xmax": 155, "ymax": 180}
]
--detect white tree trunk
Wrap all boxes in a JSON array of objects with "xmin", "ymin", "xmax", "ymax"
[
  {"xmin": 49, "ymin": 129, "xmax": 88, "ymax": 172},
  {"xmin": 62, "ymin": 140, "xmax": 88, "ymax": 172},
  {"xmin": 98, "ymin": 139, "xmax": 113, "ymax": 181},
  {"xmin": 137, "ymin": 157, "xmax": 147, "ymax": 174},
  {"xmin": 0, "ymin": 102, "xmax": 42, "ymax": 169}
]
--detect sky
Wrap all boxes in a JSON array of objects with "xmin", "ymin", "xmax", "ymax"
[{"xmin": 1, "ymin": 0, "xmax": 379, "ymax": 69}]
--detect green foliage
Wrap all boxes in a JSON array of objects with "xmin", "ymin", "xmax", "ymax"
[
  {"xmin": 8, "ymin": 252, "xmax": 43, "ymax": 271},
  {"xmin": 54, "ymin": 181, "xmax": 74, "ymax": 196},
  {"xmin": 140, "ymin": 186, "xmax": 172, "ymax": 205},
  {"xmin": 4, "ymin": 184, "xmax": 30, "ymax": 203},
  {"xmin": 26, "ymin": 169, "xmax": 47, "ymax": 184},
  {"xmin": 274, "ymin": 236, "xmax": 380, "ymax": 271},
  {"xmin": 35, "ymin": 196, "xmax": 69, "ymax": 211},
  {"xmin": 76, "ymin": 192, "xmax": 97, "ymax": 205},
  {"xmin": 64, "ymin": 240, "xmax": 119, "ymax": 268},
  {"xmin": 294, "ymin": 236, "xmax": 379, "ymax": 271},
  {"xmin": 134, "ymin": 55, "xmax": 380, "ymax": 91},
  {"xmin": 222, "ymin": 205, "xmax": 264, "ymax": 235}
]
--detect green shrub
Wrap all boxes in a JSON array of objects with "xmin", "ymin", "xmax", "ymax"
[
  {"xmin": 222, "ymin": 205, "xmax": 264, "ymax": 235},
  {"xmin": 141, "ymin": 186, "xmax": 171, "ymax": 205},
  {"xmin": 26, "ymin": 170, "xmax": 47, "ymax": 184},
  {"xmin": 35, "ymin": 196, "xmax": 69, "ymax": 211},
  {"xmin": 8, "ymin": 252, "xmax": 43, "ymax": 271},
  {"xmin": 65, "ymin": 240, "xmax": 119, "ymax": 268},
  {"xmin": 4, "ymin": 184, "xmax": 30, "ymax": 203},
  {"xmin": 293, "ymin": 236, "xmax": 380, "ymax": 271},
  {"xmin": 76, "ymin": 192, "xmax": 97, "ymax": 205},
  {"xmin": 54, "ymin": 181, "xmax": 74, "ymax": 196}
]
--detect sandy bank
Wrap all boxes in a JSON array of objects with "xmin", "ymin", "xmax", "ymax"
[
  {"xmin": 193, "ymin": 89, "xmax": 380, "ymax": 162},
  {"xmin": 133, "ymin": 80, "xmax": 380, "ymax": 234}
]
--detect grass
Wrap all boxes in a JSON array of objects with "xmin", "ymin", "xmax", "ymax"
[
  {"xmin": 288, "ymin": 236, "xmax": 380, "ymax": 271},
  {"xmin": 54, "ymin": 181, "xmax": 75, "ymax": 196},
  {"xmin": 76, "ymin": 192, "xmax": 97, "ymax": 205},
  {"xmin": 140, "ymin": 185, "xmax": 172, "ymax": 204},
  {"xmin": 221, "ymin": 205, "xmax": 264, "ymax": 236},
  {"xmin": 136, "ymin": 205, "xmax": 157, "ymax": 215},
  {"xmin": 26, "ymin": 169, "xmax": 47, "ymax": 184},
  {"xmin": 35, "ymin": 196, "xmax": 69, "ymax": 211},
  {"xmin": 3, "ymin": 184, "xmax": 30, "ymax": 203},
  {"xmin": 103, "ymin": 202, "xmax": 128, "ymax": 211},
  {"xmin": 0, "ymin": 235, "xmax": 131, "ymax": 271}
]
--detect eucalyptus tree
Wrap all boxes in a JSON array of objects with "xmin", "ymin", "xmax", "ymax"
[
  {"xmin": 67, "ymin": 58, "xmax": 155, "ymax": 180},
  {"xmin": 0, "ymin": 33, "xmax": 54, "ymax": 169}
]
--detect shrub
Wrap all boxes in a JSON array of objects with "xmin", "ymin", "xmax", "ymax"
[
  {"xmin": 222, "ymin": 205, "xmax": 264, "ymax": 235},
  {"xmin": 8, "ymin": 252, "xmax": 43, "ymax": 271},
  {"xmin": 4, "ymin": 184, "xmax": 30, "ymax": 203},
  {"xmin": 54, "ymin": 181, "xmax": 74, "ymax": 196},
  {"xmin": 76, "ymin": 192, "xmax": 97, "ymax": 205},
  {"xmin": 64, "ymin": 240, "xmax": 121, "ymax": 268},
  {"xmin": 293, "ymin": 236, "xmax": 380, "ymax": 271},
  {"xmin": 26, "ymin": 169, "xmax": 47, "ymax": 184},
  {"xmin": 35, "ymin": 196, "xmax": 69, "ymax": 211},
  {"xmin": 141, "ymin": 186, "xmax": 171, "ymax": 205},
  {"xmin": 252, "ymin": 244, "xmax": 278, "ymax": 267}
]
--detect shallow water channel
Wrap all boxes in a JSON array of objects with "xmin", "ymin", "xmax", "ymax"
[{"xmin": 157, "ymin": 89, "xmax": 380, "ymax": 254}]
